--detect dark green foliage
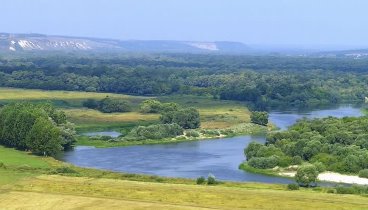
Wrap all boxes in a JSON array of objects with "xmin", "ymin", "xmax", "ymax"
[
  {"xmin": 3, "ymin": 54, "xmax": 368, "ymax": 108},
  {"xmin": 125, "ymin": 123, "xmax": 183, "ymax": 140},
  {"xmin": 287, "ymin": 183, "xmax": 300, "ymax": 190},
  {"xmin": 246, "ymin": 116, "xmax": 368, "ymax": 174},
  {"xmin": 54, "ymin": 167, "xmax": 78, "ymax": 174},
  {"xmin": 335, "ymin": 185, "xmax": 368, "ymax": 195},
  {"xmin": 207, "ymin": 174, "xmax": 217, "ymax": 185},
  {"xmin": 295, "ymin": 165, "xmax": 319, "ymax": 187},
  {"xmin": 185, "ymin": 130, "xmax": 200, "ymax": 137},
  {"xmin": 250, "ymin": 111, "xmax": 269, "ymax": 126},
  {"xmin": 83, "ymin": 99, "xmax": 99, "ymax": 109},
  {"xmin": 248, "ymin": 156, "xmax": 279, "ymax": 169},
  {"xmin": 160, "ymin": 107, "xmax": 200, "ymax": 129},
  {"xmin": 98, "ymin": 97, "xmax": 131, "ymax": 113},
  {"xmin": 140, "ymin": 99, "xmax": 163, "ymax": 113},
  {"xmin": 359, "ymin": 169, "xmax": 368, "ymax": 178},
  {"xmin": 82, "ymin": 97, "xmax": 131, "ymax": 113},
  {"xmin": 196, "ymin": 176, "xmax": 206, "ymax": 185},
  {"xmin": 139, "ymin": 100, "xmax": 180, "ymax": 113},
  {"xmin": 0, "ymin": 103, "xmax": 76, "ymax": 156}
]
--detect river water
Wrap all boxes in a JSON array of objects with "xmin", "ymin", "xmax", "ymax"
[{"xmin": 61, "ymin": 104, "xmax": 364, "ymax": 184}]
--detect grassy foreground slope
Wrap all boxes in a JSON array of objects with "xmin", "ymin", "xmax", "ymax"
[{"xmin": 1, "ymin": 146, "xmax": 368, "ymax": 210}]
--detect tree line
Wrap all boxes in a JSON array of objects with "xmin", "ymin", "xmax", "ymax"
[
  {"xmin": 0, "ymin": 103, "xmax": 76, "ymax": 156},
  {"xmin": 244, "ymin": 116, "xmax": 368, "ymax": 175},
  {"xmin": 1, "ymin": 53, "xmax": 368, "ymax": 109}
]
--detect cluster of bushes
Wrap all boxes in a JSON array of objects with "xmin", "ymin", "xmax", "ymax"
[
  {"xmin": 244, "ymin": 117, "xmax": 368, "ymax": 174},
  {"xmin": 160, "ymin": 107, "xmax": 200, "ymax": 129},
  {"xmin": 196, "ymin": 174, "xmax": 218, "ymax": 185},
  {"xmin": 139, "ymin": 99, "xmax": 179, "ymax": 113},
  {"xmin": 83, "ymin": 97, "xmax": 131, "ymax": 113},
  {"xmin": 0, "ymin": 103, "xmax": 76, "ymax": 156},
  {"xmin": 140, "ymin": 100, "xmax": 201, "ymax": 130},
  {"xmin": 124, "ymin": 123, "xmax": 184, "ymax": 141},
  {"xmin": 250, "ymin": 111, "xmax": 269, "ymax": 126}
]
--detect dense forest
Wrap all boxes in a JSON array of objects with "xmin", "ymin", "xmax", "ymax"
[
  {"xmin": 245, "ymin": 117, "xmax": 368, "ymax": 175},
  {"xmin": 1, "ymin": 53, "xmax": 368, "ymax": 109}
]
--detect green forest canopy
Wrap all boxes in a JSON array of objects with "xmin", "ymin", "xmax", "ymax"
[
  {"xmin": 1, "ymin": 53, "xmax": 368, "ymax": 109},
  {"xmin": 244, "ymin": 116, "xmax": 368, "ymax": 174}
]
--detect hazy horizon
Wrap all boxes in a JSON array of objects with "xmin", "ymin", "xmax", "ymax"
[{"xmin": 2, "ymin": 0, "xmax": 368, "ymax": 50}]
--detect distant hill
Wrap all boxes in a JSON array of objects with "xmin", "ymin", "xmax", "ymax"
[{"xmin": 0, "ymin": 33, "xmax": 250, "ymax": 54}]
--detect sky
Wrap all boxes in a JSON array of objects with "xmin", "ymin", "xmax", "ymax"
[{"xmin": 1, "ymin": 0, "xmax": 368, "ymax": 49}]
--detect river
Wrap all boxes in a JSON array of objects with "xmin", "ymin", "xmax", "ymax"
[{"xmin": 61, "ymin": 104, "xmax": 364, "ymax": 184}]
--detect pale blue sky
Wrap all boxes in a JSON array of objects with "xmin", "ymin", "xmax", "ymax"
[{"xmin": 1, "ymin": 0, "xmax": 368, "ymax": 48}]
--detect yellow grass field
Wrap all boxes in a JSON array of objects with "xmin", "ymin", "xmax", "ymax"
[
  {"xmin": 1, "ymin": 175, "xmax": 368, "ymax": 210},
  {"xmin": 0, "ymin": 87, "xmax": 149, "ymax": 101}
]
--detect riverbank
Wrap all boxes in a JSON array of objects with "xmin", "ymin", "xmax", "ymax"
[
  {"xmin": 240, "ymin": 162, "xmax": 368, "ymax": 186},
  {"xmin": 280, "ymin": 171, "xmax": 368, "ymax": 185},
  {"xmin": 1, "ymin": 146, "xmax": 368, "ymax": 210}
]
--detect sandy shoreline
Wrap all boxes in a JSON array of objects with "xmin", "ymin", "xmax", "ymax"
[{"xmin": 280, "ymin": 171, "xmax": 368, "ymax": 185}]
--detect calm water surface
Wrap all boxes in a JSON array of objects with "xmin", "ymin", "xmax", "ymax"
[{"xmin": 61, "ymin": 104, "xmax": 364, "ymax": 183}]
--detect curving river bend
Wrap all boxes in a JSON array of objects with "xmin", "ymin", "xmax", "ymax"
[{"xmin": 61, "ymin": 105, "xmax": 364, "ymax": 184}]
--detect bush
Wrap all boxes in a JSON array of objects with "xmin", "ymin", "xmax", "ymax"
[
  {"xmin": 207, "ymin": 174, "xmax": 217, "ymax": 185},
  {"xmin": 126, "ymin": 123, "xmax": 184, "ymax": 140},
  {"xmin": 313, "ymin": 162, "xmax": 326, "ymax": 173},
  {"xmin": 250, "ymin": 111, "xmax": 269, "ymax": 126},
  {"xmin": 0, "ymin": 162, "xmax": 6, "ymax": 168},
  {"xmin": 160, "ymin": 107, "xmax": 200, "ymax": 129},
  {"xmin": 358, "ymin": 169, "xmax": 368, "ymax": 178},
  {"xmin": 287, "ymin": 183, "xmax": 300, "ymax": 190},
  {"xmin": 54, "ymin": 167, "xmax": 78, "ymax": 174},
  {"xmin": 247, "ymin": 155, "xmax": 279, "ymax": 169},
  {"xmin": 82, "ymin": 99, "xmax": 99, "ymax": 109},
  {"xmin": 99, "ymin": 97, "xmax": 131, "ymax": 113},
  {"xmin": 200, "ymin": 129, "xmax": 220, "ymax": 136},
  {"xmin": 185, "ymin": 130, "xmax": 200, "ymax": 137},
  {"xmin": 196, "ymin": 176, "xmax": 206, "ymax": 185},
  {"xmin": 295, "ymin": 165, "xmax": 319, "ymax": 187},
  {"xmin": 139, "ymin": 99, "xmax": 163, "ymax": 113},
  {"xmin": 291, "ymin": 156, "xmax": 303, "ymax": 165}
]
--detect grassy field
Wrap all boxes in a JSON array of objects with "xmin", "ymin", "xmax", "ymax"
[
  {"xmin": 1, "ymin": 146, "xmax": 368, "ymax": 209},
  {"xmin": 0, "ymin": 88, "xmax": 264, "ymax": 134}
]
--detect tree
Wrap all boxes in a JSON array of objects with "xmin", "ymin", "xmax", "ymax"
[
  {"xmin": 98, "ymin": 97, "xmax": 131, "ymax": 113},
  {"xmin": 250, "ymin": 111, "xmax": 269, "ymax": 126},
  {"xmin": 295, "ymin": 165, "xmax": 319, "ymax": 187},
  {"xmin": 139, "ymin": 99, "xmax": 162, "ymax": 113},
  {"xmin": 160, "ymin": 107, "xmax": 200, "ymax": 129},
  {"xmin": 26, "ymin": 118, "xmax": 62, "ymax": 156}
]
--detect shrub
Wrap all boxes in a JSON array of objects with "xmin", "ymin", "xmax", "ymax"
[
  {"xmin": 98, "ymin": 97, "xmax": 131, "ymax": 113},
  {"xmin": 358, "ymin": 169, "xmax": 368, "ymax": 178},
  {"xmin": 313, "ymin": 162, "xmax": 326, "ymax": 173},
  {"xmin": 160, "ymin": 107, "xmax": 200, "ymax": 129},
  {"xmin": 139, "ymin": 99, "xmax": 163, "ymax": 113},
  {"xmin": 291, "ymin": 156, "xmax": 303, "ymax": 165},
  {"xmin": 287, "ymin": 183, "xmax": 300, "ymax": 190},
  {"xmin": 0, "ymin": 162, "xmax": 6, "ymax": 168},
  {"xmin": 200, "ymin": 129, "xmax": 220, "ymax": 136},
  {"xmin": 126, "ymin": 123, "xmax": 183, "ymax": 140},
  {"xmin": 248, "ymin": 155, "xmax": 279, "ymax": 169},
  {"xmin": 207, "ymin": 174, "xmax": 217, "ymax": 185},
  {"xmin": 82, "ymin": 99, "xmax": 99, "ymax": 109},
  {"xmin": 185, "ymin": 130, "xmax": 200, "ymax": 137},
  {"xmin": 250, "ymin": 111, "xmax": 269, "ymax": 126},
  {"xmin": 196, "ymin": 176, "xmax": 206, "ymax": 185},
  {"xmin": 54, "ymin": 167, "xmax": 78, "ymax": 174},
  {"xmin": 295, "ymin": 165, "xmax": 319, "ymax": 187}
]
